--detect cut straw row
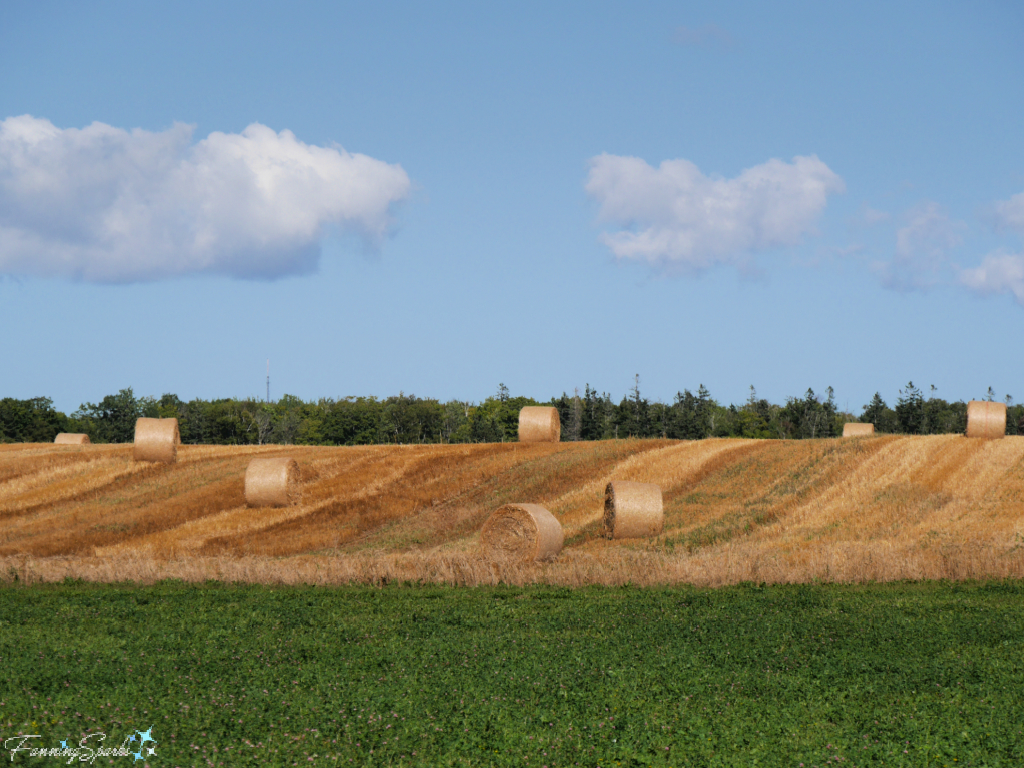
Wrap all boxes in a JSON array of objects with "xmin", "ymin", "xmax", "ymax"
[{"xmin": 47, "ymin": 401, "xmax": 1006, "ymax": 564}]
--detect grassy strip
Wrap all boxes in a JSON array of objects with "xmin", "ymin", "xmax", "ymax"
[{"xmin": 1, "ymin": 580, "xmax": 1023, "ymax": 766}]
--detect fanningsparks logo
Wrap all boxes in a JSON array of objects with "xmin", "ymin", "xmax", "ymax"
[{"xmin": 3, "ymin": 727, "xmax": 157, "ymax": 763}]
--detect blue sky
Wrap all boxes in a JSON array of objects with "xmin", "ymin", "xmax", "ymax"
[{"xmin": 1, "ymin": 1, "xmax": 1022, "ymax": 414}]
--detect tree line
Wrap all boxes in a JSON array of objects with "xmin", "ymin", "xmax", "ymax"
[{"xmin": 2, "ymin": 380, "xmax": 1021, "ymax": 445}]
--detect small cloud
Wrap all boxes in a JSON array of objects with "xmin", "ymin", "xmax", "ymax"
[
  {"xmin": 0, "ymin": 115, "xmax": 411, "ymax": 282},
  {"xmin": 849, "ymin": 205, "xmax": 890, "ymax": 227},
  {"xmin": 896, "ymin": 203, "xmax": 963, "ymax": 259},
  {"xmin": 991, "ymin": 191, "xmax": 1024, "ymax": 236},
  {"xmin": 960, "ymin": 252, "xmax": 1024, "ymax": 306},
  {"xmin": 585, "ymin": 153, "xmax": 844, "ymax": 275},
  {"xmin": 800, "ymin": 243, "xmax": 865, "ymax": 270},
  {"xmin": 672, "ymin": 24, "xmax": 734, "ymax": 48},
  {"xmin": 831, "ymin": 243, "xmax": 865, "ymax": 258},
  {"xmin": 875, "ymin": 202, "xmax": 965, "ymax": 292}
]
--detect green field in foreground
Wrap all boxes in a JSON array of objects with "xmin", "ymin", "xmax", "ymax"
[{"xmin": 1, "ymin": 581, "xmax": 1023, "ymax": 767}]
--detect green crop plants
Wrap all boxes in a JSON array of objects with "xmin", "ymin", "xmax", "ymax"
[{"xmin": 1, "ymin": 579, "xmax": 1023, "ymax": 766}]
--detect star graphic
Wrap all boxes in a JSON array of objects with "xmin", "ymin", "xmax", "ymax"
[
  {"xmin": 147, "ymin": 746, "xmax": 157, "ymax": 756},
  {"xmin": 128, "ymin": 734, "xmax": 137, "ymax": 742},
  {"xmin": 132, "ymin": 750, "xmax": 144, "ymax": 763},
  {"xmin": 60, "ymin": 740, "xmax": 68, "ymax": 749},
  {"xmin": 137, "ymin": 727, "xmax": 155, "ymax": 743}
]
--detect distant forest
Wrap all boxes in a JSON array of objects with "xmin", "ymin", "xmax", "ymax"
[{"xmin": 2, "ymin": 379, "xmax": 1022, "ymax": 445}]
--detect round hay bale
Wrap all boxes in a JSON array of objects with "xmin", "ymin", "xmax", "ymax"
[
  {"xmin": 54, "ymin": 433, "xmax": 90, "ymax": 445},
  {"xmin": 133, "ymin": 417, "xmax": 180, "ymax": 463},
  {"xmin": 842, "ymin": 423, "xmax": 875, "ymax": 438},
  {"xmin": 518, "ymin": 406, "xmax": 560, "ymax": 443},
  {"xmin": 966, "ymin": 400, "xmax": 1006, "ymax": 439},
  {"xmin": 480, "ymin": 503, "xmax": 563, "ymax": 561},
  {"xmin": 603, "ymin": 481, "xmax": 664, "ymax": 539},
  {"xmin": 245, "ymin": 457, "xmax": 301, "ymax": 507}
]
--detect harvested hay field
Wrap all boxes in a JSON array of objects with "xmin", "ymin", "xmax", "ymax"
[{"xmin": 1, "ymin": 436, "xmax": 1023, "ymax": 586}]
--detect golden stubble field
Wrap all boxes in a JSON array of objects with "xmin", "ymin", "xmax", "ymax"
[{"xmin": 1, "ymin": 435, "xmax": 1022, "ymax": 586}]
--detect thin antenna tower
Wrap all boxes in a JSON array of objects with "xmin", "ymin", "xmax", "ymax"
[{"xmin": 266, "ymin": 359, "xmax": 270, "ymax": 404}]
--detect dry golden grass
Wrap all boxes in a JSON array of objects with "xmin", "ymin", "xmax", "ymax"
[{"xmin": 0, "ymin": 436, "xmax": 1022, "ymax": 586}]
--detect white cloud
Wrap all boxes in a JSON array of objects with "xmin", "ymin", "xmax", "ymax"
[
  {"xmin": 0, "ymin": 115, "xmax": 411, "ymax": 282},
  {"xmin": 992, "ymin": 191, "xmax": 1024, "ymax": 235},
  {"xmin": 874, "ymin": 202, "xmax": 964, "ymax": 291},
  {"xmin": 960, "ymin": 252, "xmax": 1024, "ymax": 306},
  {"xmin": 585, "ymin": 153, "xmax": 844, "ymax": 272}
]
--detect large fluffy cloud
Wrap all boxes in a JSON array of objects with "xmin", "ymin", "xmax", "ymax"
[
  {"xmin": 0, "ymin": 115, "xmax": 411, "ymax": 282},
  {"xmin": 585, "ymin": 153, "xmax": 844, "ymax": 272}
]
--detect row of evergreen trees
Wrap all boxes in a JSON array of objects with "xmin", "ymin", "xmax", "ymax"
[{"xmin": 2, "ymin": 380, "xmax": 1021, "ymax": 445}]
